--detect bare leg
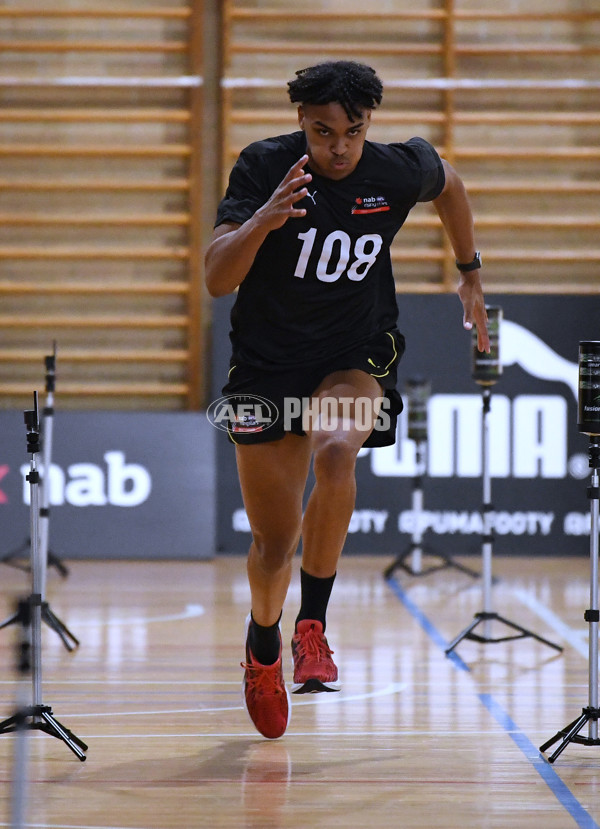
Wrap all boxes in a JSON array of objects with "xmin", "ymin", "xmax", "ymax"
[
  {"xmin": 237, "ymin": 370, "xmax": 383, "ymax": 621},
  {"xmin": 301, "ymin": 369, "xmax": 384, "ymax": 578},
  {"xmin": 236, "ymin": 434, "xmax": 312, "ymax": 627}
]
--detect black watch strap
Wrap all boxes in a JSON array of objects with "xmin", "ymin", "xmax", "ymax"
[{"xmin": 456, "ymin": 251, "xmax": 482, "ymax": 272}]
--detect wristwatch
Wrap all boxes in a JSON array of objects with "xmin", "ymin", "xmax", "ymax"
[{"xmin": 456, "ymin": 251, "xmax": 482, "ymax": 272}]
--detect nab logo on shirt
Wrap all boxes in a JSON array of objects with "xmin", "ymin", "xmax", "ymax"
[{"xmin": 352, "ymin": 195, "xmax": 390, "ymax": 215}]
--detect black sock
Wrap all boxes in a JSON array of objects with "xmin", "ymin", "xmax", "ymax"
[
  {"xmin": 295, "ymin": 568, "xmax": 336, "ymax": 632},
  {"xmin": 247, "ymin": 613, "xmax": 281, "ymax": 665}
]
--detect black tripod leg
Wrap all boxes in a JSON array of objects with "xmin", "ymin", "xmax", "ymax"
[
  {"xmin": 0, "ymin": 707, "xmax": 88, "ymax": 758},
  {"xmin": 539, "ymin": 714, "xmax": 581, "ymax": 753},
  {"xmin": 0, "ymin": 541, "xmax": 30, "ymax": 572},
  {"xmin": 0, "ymin": 607, "xmax": 79, "ymax": 651},
  {"xmin": 0, "ymin": 707, "xmax": 87, "ymax": 761},
  {"xmin": 445, "ymin": 616, "xmax": 484, "ymax": 654},
  {"xmin": 445, "ymin": 557, "xmax": 480, "ymax": 579},
  {"xmin": 38, "ymin": 710, "xmax": 87, "ymax": 761},
  {"xmin": 415, "ymin": 552, "xmax": 481, "ymax": 578},
  {"xmin": 385, "ymin": 546, "xmax": 480, "ymax": 580},
  {"xmin": 0, "ymin": 713, "xmax": 19, "ymax": 733},
  {"xmin": 47, "ymin": 551, "xmax": 69, "ymax": 578},
  {"xmin": 42, "ymin": 603, "xmax": 79, "ymax": 651},
  {"xmin": 494, "ymin": 614, "xmax": 563, "ymax": 653},
  {"xmin": 0, "ymin": 611, "xmax": 19, "ymax": 631},
  {"xmin": 2, "ymin": 603, "xmax": 80, "ymax": 650},
  {"xmin": 383, "ymin": 555, "xmax": 403, "ymax": 579},
  {"xmin": 540, "ymin": 712, "xmax": 590, "ymax": 764},
  {"xmin": 383, "ymin": 545, "xmax": 418, "ymax": 578}
]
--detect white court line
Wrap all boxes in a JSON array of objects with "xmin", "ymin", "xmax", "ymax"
[
  {"xmin": 0, "ymin": 817, "xmax": 159, "ymax": 829},
  {"xmin": 0, "ymin": 680, "xmax": 239, "ymax": 686},
  {"xmin": 0, "ymin": 678, "xmax": 589, "ymax": 688},
  {"xmin": 72, "ymin": 603, "xmax": 205, "ymax": 627},
  {"xmin": 59, "ymin": 681, "xmax": 407, "ymax": 719},
  {"xmin": 63, "ymin": 729, "xmax": 515, "ymax": 740},
  {"xmin": 511, "ymin": 586, "xmax": 588, "ymax": 658},
  {"xmin": 291, "ymin": 681, "xmax": 407, "ymax": 707}
]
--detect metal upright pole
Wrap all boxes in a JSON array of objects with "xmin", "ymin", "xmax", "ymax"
[
  {"xmin": 588, "ymin": 461, "xmax": 599, "ymax": 741},
  {"xmin": 410, "ymin": 441, "xmax": 425, "ymax": 575},
  {"xmin": 39, "ymin": 382, "xmax": 54, "ymax": 601},
  {"xmin": 26, "ymin": 405, "xmax": 43, "ymax": 715},
  {"xmin": 481, "ymin": 388, "xmax": 493, "ymax": 640}
]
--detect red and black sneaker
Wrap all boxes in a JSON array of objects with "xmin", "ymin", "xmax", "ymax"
[
  {"xmin": 291, "ymin": 619, "xmax": 341, "ymax": 694},
  {"xmin": 241, "ymin": 615, "xmax": 291, "ymax": 739}
]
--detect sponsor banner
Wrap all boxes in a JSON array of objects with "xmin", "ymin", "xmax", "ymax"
[
  {"xmin": 0, "ymin": 412, "xmax": 215, "ymax": 560},
  {"xmin": 212, "ymin": 294, "xmax": 599, "ymax": 556}
]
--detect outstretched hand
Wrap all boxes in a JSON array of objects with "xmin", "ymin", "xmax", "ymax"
[
  {"xmin": 458, "ymin": 274, "xmax": 490, "ymax": 353},
  {"xmin": 255, "ymin": 154, "xmax": 312, "ymax": 232}
]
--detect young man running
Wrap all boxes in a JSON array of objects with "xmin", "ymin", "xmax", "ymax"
[{"xmin": 205, "ymin": 61, "xmax": 490, "ymax": 739}]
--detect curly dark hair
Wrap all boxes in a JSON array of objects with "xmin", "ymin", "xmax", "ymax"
[{"xmin": 287, "ymin": 61, "xmax": 383, "ymax": 121}]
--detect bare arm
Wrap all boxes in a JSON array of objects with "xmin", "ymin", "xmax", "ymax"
[
  {"xmin": 433, "ymin": 159, "xmax": 490, "ymax": 353},
  {"xmin": 205, "ymin": 154, "xmax": 312, "ymax": 297}
]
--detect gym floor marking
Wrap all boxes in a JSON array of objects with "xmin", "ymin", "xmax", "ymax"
[{"xmin": 387, "ymin": 575, "xmax": 600, "ymax": 829}]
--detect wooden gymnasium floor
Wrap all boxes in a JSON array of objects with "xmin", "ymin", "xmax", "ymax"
[{"xmin": 1, "ymin": 554, "xmax": 600, "ymax": 829}]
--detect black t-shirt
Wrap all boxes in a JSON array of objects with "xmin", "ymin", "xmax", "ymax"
[{"xmin": 215, "ymin": 131, "xmax": 445, "ymax": 369}]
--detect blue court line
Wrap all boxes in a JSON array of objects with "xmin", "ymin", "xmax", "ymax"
[
  {"xmin": 387, "ymin": 576, "xmax": 600, "ymax": 829},
  {"xmin": 386, "ymin": 577, "xmax": 470, "ymax": 673},
  {"xmin": 480, "ymin": 694, "xmax": 600, "ymax": 829}
]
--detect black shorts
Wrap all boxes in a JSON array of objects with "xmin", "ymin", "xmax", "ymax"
[{"xmin": 219, "ymin": 328, "xmax": 405, "ymax": 447}]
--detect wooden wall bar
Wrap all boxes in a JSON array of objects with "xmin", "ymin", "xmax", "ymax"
[
  {"xmin": 0, "ymin": 1, "xmax": 598, "ymax": 410},
  {"xmin": 221, "ymin": 0, "xmax": 600, "ymax": 295},
  {"xmin": 0, "ymin": 2, "xmax": 204, "ymax": 410}
]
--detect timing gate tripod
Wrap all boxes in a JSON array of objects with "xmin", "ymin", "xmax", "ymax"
[
  {"xmin": 0, "ymin": 394, "xmax": 87, "ymax": 761},
  {"xmin": 445, "ymin": 329, "xmax": 562, "ymax": 657}
]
